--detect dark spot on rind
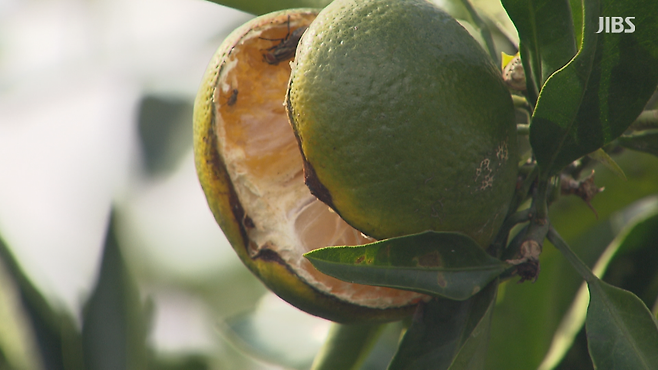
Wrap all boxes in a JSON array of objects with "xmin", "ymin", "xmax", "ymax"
[
  {"xmin": 285, "ymin": 85, "xmax": 336, "ymax": 211},
  {"xmin": 302, "ymin": 159, "xmax": 336, "ymax": 210},
  {"xmin": 250, "ymin": 242, "xmax": 286, "ymax": 263},
  {"xmin": 355, "ymin": 255, "xmax": 365, "ymax": 264},
  {"xmin": 205, "ymin": 105, "xmax": 251, "ymax": 254},
  {"xmin": 243, "ymin": 215, "xmax": 255, "ymax": 228},
  {"xmin": 226, "ymin": 88, "xmax": 238, "ymax": 106},
  {"xmin": 261, "ymin": 16, "xmax": 308, "ymax": 65}
]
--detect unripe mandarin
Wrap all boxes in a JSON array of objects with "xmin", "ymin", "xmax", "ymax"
[{"xmin": 287, "ymin": 0, "xmax": 518, "ymax": 247}]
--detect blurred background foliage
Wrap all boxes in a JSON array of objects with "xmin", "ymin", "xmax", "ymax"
[{"xmin": 0, "ymin": 0, "xmax": 657, "ymax": 369}]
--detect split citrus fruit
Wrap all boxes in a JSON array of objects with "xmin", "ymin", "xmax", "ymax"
[
  {"xmin": 193, "ymin": 9, "xmax": 425, "ymax": 323},
  {"xmin": 194, "ymin": 0, "xmax": 518, "ymax": 322},
  {"xmin": 287, "ymin": 0, "xmax": 518, "ymax": 247}
]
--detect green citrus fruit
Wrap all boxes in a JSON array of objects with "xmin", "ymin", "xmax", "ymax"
[
  {"xmin": 286, "ymin": 0, "xmax": 518, "ymax": 247},
  {"xmin": 193, "ymin": 9, "xmax": 425, "ymax": 323}
]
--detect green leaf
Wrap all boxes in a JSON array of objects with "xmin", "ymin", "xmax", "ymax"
[
  {"xmin": 137, "ymin": 95, "xmax": 193, "ymax": 177},
  {"xmin": 586, "ymin": 280, "xmax": 658, "ymax": 369},
  {"xmin": 0, "ymin": 231, "xmax": 84, "ymax": 370},
  {"xmin": 601, "ymin": 199, "xmax": 658, "ymax": 307},
  {"xmin": 529, "ymin": 0, "xmax": 658, "ymax": 176},
  {"xmin": 304, "ymin": 231, "xmax": 508, "ymax": 300},
  {"xmin": 0, "ymin": 239, "xmax": 46, "ymax": 370},
  {"xmin": 82, "ymin": 212, "xmax": 149, "ymax": 370},
  {"xmin": 618, "ymin": 129, "xmax": 658, "ymax": 157},
  {"xmin": 588, "ymin": 148, "xmax": 626, "ymax": 180},
  {"xmin": 570, "ymin": 0, "xmax": 583, "ymax": 49},
  {"xmin": 538, "ymin": 197, "xmax": 658, "ymax": 369},
  {"xmin": 501, "ymin": 0, "xmax": 577, "ymax": 102},
  {"xmin": 388, "ymin": 280, "xmax": 497, "ymax": 370},
  {"xmin": 204, "ymin": 0, "xmax": 330, "ymax": 15},
  {"xmin": 311, "ymin": 323, "xmax": 384, "ymax": 370},
  {"xmin": 548, "ymin": 225, "xmax": 658, "ymax": 370},
  {"xmin": 447, "ymin": 295, "xmax": 496, "ymax": 370}
]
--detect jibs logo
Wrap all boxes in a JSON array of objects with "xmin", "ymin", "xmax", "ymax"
[{"xmin": 596, "ymin": 17, "xmax": 636, "ymax": 33}]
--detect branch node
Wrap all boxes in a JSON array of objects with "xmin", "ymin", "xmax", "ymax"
[{"xmin": 506, "ymin": 240, "xmax": 542, "ymax": 283}]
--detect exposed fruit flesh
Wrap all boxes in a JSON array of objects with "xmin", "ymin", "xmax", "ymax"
[{"xmin": 213, "ymin": 14, "xmax": 426, "ymax": 309}]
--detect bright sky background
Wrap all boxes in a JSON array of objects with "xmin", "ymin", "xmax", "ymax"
[{"xmin": 0, "ymin": 0, "xmax": 290, "ymax": 361}]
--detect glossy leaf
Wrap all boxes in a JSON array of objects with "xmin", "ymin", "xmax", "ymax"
[
  {"xmin": 538, "ymin": 197, "xmax": 658, "ymax": 369},
  {"xmin": 548, "ymin": 226, "xmax": 658, "ymax": 370},
  {"xmin": 570, "ymin": 0, "xmax": 583, "ymax": 49},
  {"xmin": 305, "ymin": 231, "xmax": 508, "ymax": 300},
  {"xmin": 388, "ymin": 281, "xmax": 497, "ymax": 370},
  {"xmin": 501, "ymin": 0, "xmax": 577, "ymax": 102},
  {"xmin": 446, "ymin": 294, "xmax": 495, "ymax": 370},
  {"xmin": 530, "ymin": 0, "xmax": 658, "ymax": 176},
  {"xmin": 618, "ymin": 129, "xmax": 658, "ymax": 157},
  {"xmin": 204, "ymin": 0, "xmax": 329, "ymax": 15},
  {"xmin": 586, "ymin": 280, "xmax": 658, "ymax": 370},
  {"xmin": 588, "ymin": 148, "xmax": 626, "ymax": 180}
]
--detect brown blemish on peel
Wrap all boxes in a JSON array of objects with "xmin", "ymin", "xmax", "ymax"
[
  {"xmin": 496, "ymin": 140, "xmax": 509, "ymax": 163},
  {"xmin": 475, "ymin": 158, "xmax": 494, "ymax": 190},
  {"xmin": 301, "ymin": 155, "xmax": 336, "ymax": 210},
  {"xmin": 243, "ymin": 215, "xmax": 255, "ymax": 229},
  {"xmin": 473, "ymin": 139, "xmax": 510, "ymax": 191}
]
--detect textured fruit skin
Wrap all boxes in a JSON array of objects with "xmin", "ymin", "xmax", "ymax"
[
  {"xmin": 193, "ymin": 9, "xmax": 416, "ymax": 323},
  {"xmin": 287, "ymin": 0, "xmax": 518, "ymax": 247}
]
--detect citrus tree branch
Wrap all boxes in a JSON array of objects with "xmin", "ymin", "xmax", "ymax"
[{"xmin": 547, "ymin": 226, "xmax": 596, "ymax": 283}]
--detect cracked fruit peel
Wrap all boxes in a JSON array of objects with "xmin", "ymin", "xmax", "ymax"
[
  {"xmin": 193, "ymin": 9, "xmax": 425, "ymax": 323},
  {"xmin": 287, "ymin": 0, "xmax": 519, "ymax": 247}
]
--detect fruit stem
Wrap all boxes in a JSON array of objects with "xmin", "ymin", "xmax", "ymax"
[
  {"xmin": 490, "ymin": 208, "xmax": 531, "ymax": 258},
  {"xmin": 502, "ymin": 176, "xmax": 551, "ymax": 282},
  {"xmin": 490, "ymin": 165, "xmax": 538, "ymax": 257},
  {"xmin": 311, "ymin": 322, "xmax": 384, "ymax": 370},
  {"xmin": 512, "ymin": 94, "xmax": 530, "ymax": 109},
  {"xmin": 518, "ymin": 163, "xmax": 535, "ymax": 176},
  {"xmin": 513, "ymin": 95, "xmax": 532, "ymax": 124},
  {"xmin": 517, "ymin": 124, "xmax": 530, "ymax": 135},
  {"xmin": 533, "ymin": 177, "xmax": 549, "ymax": 222},
  {"xmin": 509, "ymin": 165, "xmax": 538, "ymax": 218}
]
